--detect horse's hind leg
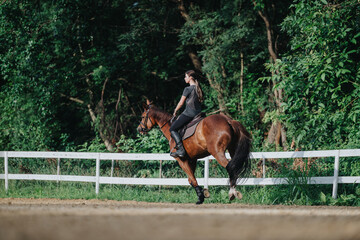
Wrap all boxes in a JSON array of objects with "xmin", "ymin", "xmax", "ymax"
[
  {"xmin": 208, "ymin": 150, "xmax": 238, "ymax": 200},
  {"xmin": 210, "ymin": 146, "xmax": 243, "ymax": 201},
  {"xmin": 227, "ymin": 147, "xmax": 243, "ymax": 201},
  {"xmin": 228, "ymin": 186, "xmax": 242, "ymax": 201}
]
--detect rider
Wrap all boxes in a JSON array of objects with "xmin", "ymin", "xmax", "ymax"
[{"xmin": 170, "ymin": 70, "xmax": 203, "ymax": 158}]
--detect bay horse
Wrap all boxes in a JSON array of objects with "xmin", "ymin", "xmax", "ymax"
[{"xmin": 137, "ymin": 100, "xmax": 251, "ymax": 204}]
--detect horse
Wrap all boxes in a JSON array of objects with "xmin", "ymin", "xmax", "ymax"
[{"xmin": 137, "ymin": 100, "xmax": 252, "ymax": 204}]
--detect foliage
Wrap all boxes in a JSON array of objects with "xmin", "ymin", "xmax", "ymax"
[
  {"xmin": 1, "ymin": 0, "xmax": 358, "ymax": 152},
  {"xmin": 117, "ymin": 130, "xmax": 169, "ymax": 153},
  {"xmin": 280, "ymin": 0, "xmax": 360, "ymax": 150},
  {"xmin": 116, "ymin": 130, "xmax": 188, "ymax": 178}
]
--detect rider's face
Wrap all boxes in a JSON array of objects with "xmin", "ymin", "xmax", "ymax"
[{"xmin": 184, "ymin": 74, "xmax": 191, "ymax": 84}]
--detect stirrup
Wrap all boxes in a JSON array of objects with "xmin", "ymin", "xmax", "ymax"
[
  {"xmin": 170, "ymin": 146, "xmax": 186, "ymax": 158},
  {"xmin": 170, "ymin": 150, "xmax": 185, "ymax": 158}
]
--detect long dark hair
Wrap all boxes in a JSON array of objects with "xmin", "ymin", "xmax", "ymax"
[{"xmin": 185, "ymin": 70, "xmax": 204, "ymax": 102}]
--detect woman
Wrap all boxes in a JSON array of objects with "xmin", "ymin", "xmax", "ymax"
[{"xmin": 170, "ymin": 70, "xmax": 203, "ymax": 158}]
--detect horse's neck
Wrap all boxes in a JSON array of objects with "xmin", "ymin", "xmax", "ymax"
[
  {"xmin": 152, "ymin": 112, "xmax": 172, "ymax": 141},
  {"xmin": 159, "ymin": 123, "xmax": 171, "ymax": 141}
]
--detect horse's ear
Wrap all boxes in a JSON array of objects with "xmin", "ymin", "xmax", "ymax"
[
  {"xmin": 142, "ymin": 98, "xmax": 152, "ymax": 110},
  {"xmin": 146, "ymin": 99, "xmax": 152, "ymax": 106}
]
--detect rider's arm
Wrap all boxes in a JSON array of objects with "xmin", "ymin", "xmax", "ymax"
[{"xmin": 173, "ymin": 96, "xmax": 186, "ymax": 116}]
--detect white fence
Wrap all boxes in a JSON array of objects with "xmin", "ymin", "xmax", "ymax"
[{"xmin": 1, "ymin": 149, "xmax": 360, "ymax": 199}]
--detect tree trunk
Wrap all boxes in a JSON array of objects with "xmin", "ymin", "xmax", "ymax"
[
  {"xmin": 60, "ymin": 90, "xmax": 115, "ymax": 152},
  {"xmin": 77, "ymin": 35, "xmax": 115, "ymax": 151},
  {"xmin": 187, "ymin": 49, "xmax": 202, "ymax": 72},
  {"xmin": 87, "ymin": 104, "xmax": 114, "ymax": 152},
  {"xmin": 176, "ymin": 0, "xmax": 202, "ymax": 72},
  {"xmin": 206, "ymin": 73, "xmax": 230, "ymax": 116},
  {"xmin": 257, "ymin": 10, "xmax": 278, "ymax": 62},
  {"xmin": 256, "ymin": 5, "xmax": 287, "ymax": 150},
  {"xmin": 239, "ymin": 52, "xmax": 244, "ymax": 115},
  {"xmin": 177, "ymin": 0, "xmax": 191, "ymax": 22}
]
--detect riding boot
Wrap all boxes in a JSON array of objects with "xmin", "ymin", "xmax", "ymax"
[{"xmin": 170, "ymin": 131, "xmax": 186, "ymax": 158}]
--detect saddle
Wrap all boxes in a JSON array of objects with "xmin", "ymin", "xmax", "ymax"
[{"xmin": 173, "ymin": 112, "xmax": 206, "ymax": 140}]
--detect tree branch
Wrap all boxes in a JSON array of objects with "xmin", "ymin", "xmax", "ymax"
[
  {"xmin": 177, "ymin": 0, "xmax": 192, "ymax": 22},
  {"xmin": 257, "ymin": 10, "xmax": 278, "ymax": 62},
  {"xmin": 60, "ymin": 93, "xmax": 84, "ymax": 104}
]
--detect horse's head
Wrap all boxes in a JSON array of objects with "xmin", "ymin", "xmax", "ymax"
[{"xmin": 137, "ymin": 100, "xmax": 156, "ymax": 135}]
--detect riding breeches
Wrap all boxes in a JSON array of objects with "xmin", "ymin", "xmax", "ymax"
[{"xmin": 169, "ymin": 114, "xmax": 193, "ymax": 132}]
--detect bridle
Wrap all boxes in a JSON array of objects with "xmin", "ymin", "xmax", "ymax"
[
  {"xmin": 139, "ymin": 108, "xmax": 154, "ymax": 133},
  {"xmin": 139, "ymin": 105, "xmax": 170, "ymax": 133}
]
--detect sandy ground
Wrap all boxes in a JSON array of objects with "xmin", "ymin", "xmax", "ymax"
[{"xmin": 0, "ymin": 198, "xmax": 360, "ymax": 240}]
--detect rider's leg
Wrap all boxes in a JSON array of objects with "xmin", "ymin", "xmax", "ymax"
[
  {"xmin": 169, "ymin": 114, "xmax": 192, "ymax": 158},
  {"xmin": 170, "ymin": 131, "xmax": 186, "ymax": 158}
]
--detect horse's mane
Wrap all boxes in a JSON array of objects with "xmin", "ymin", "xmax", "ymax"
[{"xmin": 149, "ymin": 106, "xmax": 172, "ymax": 122}]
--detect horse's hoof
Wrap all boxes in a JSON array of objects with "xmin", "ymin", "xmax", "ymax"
[
  {"xmin": 196, "ymin": 195, "xmax": 205, "ymax": 205},
  {"xmin": 196, "ymin": 200, "xmax": 204, "ymax": 205},
  {"xmin": 235, "ymin": 191, "xmax": 243, "ymax": 200},
  {"xmin": 228, "ymin": 187, "xmax": 236, "ymax": 201},
  {"xmin": 196, "ymin": 195, "xmax": 205, "ymax": 204},
  {"xmin": 229, "ymin": 194, "xmax": 235, "ymax": 201},
  {"xmin": 204, "ymin": 188, "xmax": 210, "ymax": 198}
]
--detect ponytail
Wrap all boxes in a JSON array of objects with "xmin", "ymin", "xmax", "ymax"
[
  {"xmin": 185, "ymin": 70, "xmax": 204, "ymax": 103},
  {"xmin": 194, "ymin": 80, "xmax": 204, "ymax": 103}
]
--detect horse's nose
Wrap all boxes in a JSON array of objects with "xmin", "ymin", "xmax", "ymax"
[{"xmin": 137, "ymin": 126, "xmax": 145, "ymax": 134}]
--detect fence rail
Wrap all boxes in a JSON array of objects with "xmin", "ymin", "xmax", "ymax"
[{"xmin": 1, "ymin": 149, "xmax": 360, "ymax": 199}]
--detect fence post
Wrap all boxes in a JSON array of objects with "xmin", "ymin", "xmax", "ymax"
[
  {"xmin": 4, "ymin": 151, "xmax": 8, "ymax": 193},
  {"xmin": 96, "ymin": 154, "xmax": 100, "ymax": 195},
  {"xmin": 57, "ymin": 158, "xmax": 61, "ymax": 184},
  {"xmin": 262, "ymin": 158, "xmax": 266, "ymax": 178},
  {"xmin": 332, "ymin": 150, "xmax": 340, "ymax": 199},
  {"xmin": 111, "ymin": 159, "xmax": 114, "ymax": 178},
  {"xmin": 204, "ymin": 157, "xmax": 209, "ymax": 189}
]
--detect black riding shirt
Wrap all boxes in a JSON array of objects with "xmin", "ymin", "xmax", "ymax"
[{"xmin": 182, "ymin": 85, "xmax": 201, "ymax": 117}]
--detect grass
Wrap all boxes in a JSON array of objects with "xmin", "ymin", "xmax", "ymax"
[{"xmin": 1, "ymin": 180, "xmax": 359, "ymax": 206}]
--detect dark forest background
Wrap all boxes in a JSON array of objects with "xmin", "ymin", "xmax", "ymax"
[{"xmin": 1, "ymin": 0, "xmax": 359, "ymax": 152}]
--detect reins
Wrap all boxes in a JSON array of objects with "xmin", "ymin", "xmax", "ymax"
[{"xmin": 159, "ymin": 120, "xmax": 169, "ymax": 129}]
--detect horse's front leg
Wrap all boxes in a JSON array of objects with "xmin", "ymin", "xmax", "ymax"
[
  {"xmin": 177, "ymin": 158, "xmax": 205, "ymax": 205},
  {"xmin": 192, "ymin": 184, "xmax": 205, "ymax": 205}
]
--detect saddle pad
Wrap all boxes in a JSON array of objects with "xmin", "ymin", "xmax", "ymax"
[{"xmin": 182, "ymin": 121, "xmax": 201, "ymax": 140}]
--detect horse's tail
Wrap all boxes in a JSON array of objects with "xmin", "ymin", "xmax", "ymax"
[{"xmin": 225, "ymin": 117, "xmax": 252, "ymax": 187}]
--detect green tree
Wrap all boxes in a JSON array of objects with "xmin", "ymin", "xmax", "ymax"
[
  {"xmin": 0, "ymin": 1, "xmax": 64, "ymax": 150},
  {"xmin": 0, "ymin": 0, "xmax": 197, "ymax": 151},
  {"xmin": 280, "ymin": 0, "xmax": 360, "ymax": 149},
  {"xmin": 1, "ymin": 0, "xmax": 358, "ymax": 154}
]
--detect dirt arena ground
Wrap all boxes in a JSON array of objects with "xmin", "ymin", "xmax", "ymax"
[{"xmin": 1, "ymin": 198, "xmax": 360, "ymax": 240}]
